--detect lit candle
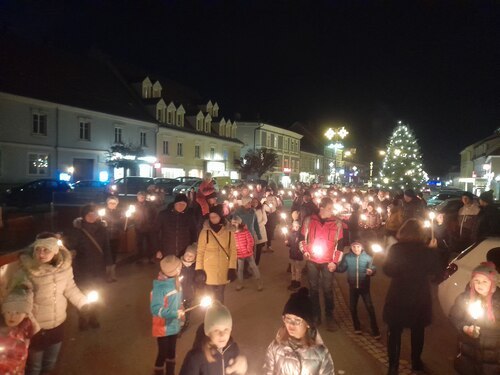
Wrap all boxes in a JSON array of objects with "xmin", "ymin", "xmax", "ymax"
[
  {"xmin": 233, "ymin": 191, "xmax": 238, "ymax": 198},
  {"xmin": 184, "ymin": 296, "xmax": 213, "ymax": 313},
  {"xmin": 281, "ymin": 227, "xmax": 289, "ymax": 235},
  {"xmin": 468, "ymin": 299, "xmax": 484, "ymax": 335},
  {"xmin": 287, "ymin": 191, "xmax": 292, "ymax": 196},
  {"xmin": 280, "ymin": 212, "xmax": 287, "ymax": 220},
  {"xmin": 371, "ymin": 243, "xmax": 383, "ymax": 253},
  {"xmin": 221, "ymin": 189, "xmax": 227, "ymax": 195},
  {"xmin": 87, "ymin": 290, "xmax": 99, "ymax": 304},
  {"xmin": 360, "ymin": 214, "xmax": 367, "ymax": 221},
  {"xmin": 312, "ymin": 245, "xmax": 323, "ymax": 256},
  {"xmin": 228, "ymin": 202, "xmax": 234, "ymax": 209},
  {"xmin": 98, "ymin": 208, "xmax": 106, "ymax": 217},
  {"xmin": 376, "ymin": 207, "xmax": 382, "ymax": 214},
  {"xmin": 423, "ymin": 220, "xmax": 431, "ymax": 228}
]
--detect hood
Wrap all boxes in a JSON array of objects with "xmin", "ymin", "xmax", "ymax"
[{"xmin": 19, "ymin": 247, "xmax": 73, "ymax": 277}]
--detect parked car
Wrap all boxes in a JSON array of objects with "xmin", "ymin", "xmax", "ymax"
[
  {"xmin": 107, "ymin": 177, "xmax": 155, "ymax": 197},
  {"xmin": 438, "ymin": 237, "xmax": 500, "ymax": 316},
  {"xmin": 427, "ymin": 190, "xmax": 475, "ymax": 207},
  {"xmin": 153, "ymin": 178, "xmax": 181, "ymax": 195},
  {"xmin": 172, "ymin": 180, "xmax": 202, "ymax": 195},
  {"xmin": 71, "ymin": 180, "xmax": 109, "ymax": 194},
  {"xmin": 2, "ymin": 179, "xmax": 72, "ymax": 207},
  {"xmin": 175, "ymin": 176, "xmax": 201, "ymax": 185}
]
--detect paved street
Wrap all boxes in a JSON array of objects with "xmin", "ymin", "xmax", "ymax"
[{"xmin": 49, "ymin": 232, "xmax": 459, "ymax": 375}]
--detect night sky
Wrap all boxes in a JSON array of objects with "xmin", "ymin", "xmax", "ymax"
[{"xmin": 1, "ymin": 0, "xmax": 498, "ymax": 175}]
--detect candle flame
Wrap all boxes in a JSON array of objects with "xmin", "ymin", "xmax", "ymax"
[
  {"xmin": 200, "ymin": 296, "xmax": 213, "ymax": 308},
  {"xmin": 128, "ymin": 205, "xmax": 136, "ymax": 213},
  {"xmin": 423, "ymin": 220, "xmax": 431, "ymax": 228},
  {"xmin": 429, "ymin": 211, "xmax": 436, "ymax": 220},
  {"xmin": 98, "ymin": 208, "xmax": 105, "ymax": 217},
  {"xmin": 280, "ymin": 213, "xmax": 287, "ymax": 219},
  {"xmin": 371, "ymin": 244, "xmax": 383, "ymax": 253},
  {"xmin": 468, "ymin": 300, "xmax": 484, "ymax": 320},
  {"xmin": 87, "ymin": 290, "xmax": 99, "ymax": 303},
  {"xmin": 281, "ymin": 227, "xmax": 288, "ymax": 235}
]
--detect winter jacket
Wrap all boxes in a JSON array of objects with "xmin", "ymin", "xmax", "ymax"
[
  {"xmin": 17, "ymin": 248, "xmax": 87, "ymax": 330},
  {"xmin": 134, "ymin": 201, "xmax": 157, "ymax": 233},
  {"xmin": 476, "ymin": 205, "xmax": 500, "ymax": 239},
  {"xmin": 264, "ymin": 195, "xmax": 279, "ymax": 214},
  {"xmin": 196, "ymin": 221, "xmax": 238, "ymax": 286},
  {"xmin": 180, "ymin": 324, "xmax": 242, "ymax": 375},
  {"xmin": 158, "ymin": 203, "xmax": 197, "ymax": 257},
  {"xmin": 233, "ymin": 208, "xmax": 262, "ymax": 241},
  {"xmin": 254, "ymin": 206, "xmax": 268, "ymax": 244},
  {"xmin": 263, "ymin": 330, "xmax": 334, "ymax": 375},
  {"xmin": 300, "ymin": 214, "xmax": 344, "ymax": 264},
  {"xmin": 103, "ymin": 208, "xmax": 123, "ymax": 240},
  {"xmin": 383, "ymin": 242, "xmax": 440, "ymax": 328},
  {"xmin": 181, "ymin": 261, "xmax": 196, "ymax": 302},
  {"xmin": 0, "ymin": 318, "xmax": 35, "ymax": 375},
  {"xmin": 150, "ymin": 276, "xmax": 183, "ymax": 337},
  {"xmin": 69, "ymin": 217, "xmax": 112, "ymax": 284},
  {"xmin": 402, "ymin": 198, "xmax": 425, "ymax": 221},
  {"xmin": 286, "ymin": 231, "xmax": 303, "ymax": 261},
  {"xmin": 457, "ymin": 203, "xmax": 480, "ymax": 243},
  {"xmin": 449, "ymin": 289, "xmax": 500, "ymax": 375},
  {"xmin": 234, "ymin": 229, "xmax": 255, "ymax": 258},
  {"xmin": 336, "ymin": 251, "xmax": 375, "ymax": 289}
]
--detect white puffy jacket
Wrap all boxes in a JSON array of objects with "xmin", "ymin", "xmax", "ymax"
[{"xmin": 17, "ymin": 247, "xmax": 87, "ymax": 330}]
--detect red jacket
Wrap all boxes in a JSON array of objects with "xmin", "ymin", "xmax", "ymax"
[
  {"xmin": 234, "ymin": 228, "xmax": 254, "ymax": 258},
  {"xmin": 301, "ymin": 214, "xmax": 344, "ymax": 264}
]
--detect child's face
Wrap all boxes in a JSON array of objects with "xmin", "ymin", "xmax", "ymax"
[
  {"xmin": 292, "ymin": 223, "xmax": 300, "ymax": 232},
  {"xmin": 208, "ymin": 324, "xmax": 231, "ymax": 349},
  {"xmin": 351, "ymin": 244, "xmax": 363, "ymax": 256},
  {"xmin": 3, "ymin": 311, "xmax": 27, "ymax": 327},
  {"xmin": 183, "ymin": 252, "xmax": 195, "ymax": 263},
  {"xmin": 472, "ymin": 274, "xmax": 492, "ymax": 297}
]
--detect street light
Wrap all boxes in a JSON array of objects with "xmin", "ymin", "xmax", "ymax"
[{"xmin": 325, "ymin": 126, "xmax": 349, "ymax": 185}]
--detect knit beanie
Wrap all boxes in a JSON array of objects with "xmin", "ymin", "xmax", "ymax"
[
  {"xmin": 32, "ymin": 237, "xmax": 60, "ymax": 255},
  {"xmin": 209, "ymin": 204, "xmax": 225, "ymax": 218},
  {"xmin": 470, "ymin": 262, "xmax": 498, "ymax": 321},
  {"xmin": 479, "ymin": 191, "xmax": 494, "ymax": 205},
  {"xmin": 2, "ymin": 290, "xmax": 32, "ymax": 315},
  {"xmin": 160, "ymin": 255, "xmax": 182, "ymax": 277},
  {"xmin": 174, "ymin": 193, "xmax": 189, "ymax": 204},
  {"xmin": 282, "ymin": 287, "xmax": 314, "ymax": 327},
  {"xmin": 204, "ymin": 300, "xmax": 233, "ymax": 335}
]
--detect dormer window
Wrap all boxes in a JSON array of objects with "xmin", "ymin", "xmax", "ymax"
[
  {"xmin": 177, "ymin": 114, "xmax": 183, "ymax": 127},
  {"xmin": 176, "ymin": 105, "xmax": 185, "ymax": 127},
  {"xmin": 167, "ymin": 111, "xmax": 173, "ymax": 124},
  {"xmin": 204, "ymin": 114, "xmax": 212, "ymax": 133},
  {"xmin": 153, "ymin": 81, "xmax": 162, "ymax": 98},
  {"xmin": 226, "ymin": 121, "xmax": 232, "ymax": 138},
  {"xmin": 206, "ymin": 100, "xmax": 213, "ymax": 116},
  {"xmin": 142, "ymin": 77, "xmax": 153, "ymax": 99},
  {"xmin": 213, "ymin": 102, "xmax": 219, "ymax": 118}
]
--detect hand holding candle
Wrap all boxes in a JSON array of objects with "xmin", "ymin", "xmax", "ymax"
[
  {"xmin": 184, "ymin": 296, "xmax": 213, "ymax": 313},
  {"xmin": 98, "ymin": 208, "xmax": 106, "ymax": 217},
  {"xmin": 468, "ymin": 300, "xmax": 484, "ymax": 337}
]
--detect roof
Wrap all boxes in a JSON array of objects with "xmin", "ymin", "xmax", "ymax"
[
  {"xmin": 160, "ymin": 120, "xmax": 243, "ymax": 145},
  {"xmin": 0, "ymin": 35, "xmax": 153, "ymax": 123}
]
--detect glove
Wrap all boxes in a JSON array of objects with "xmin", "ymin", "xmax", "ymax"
[
  {"xmin": 195, "ymin": 270, "xmax": 207, "ymax": 285},
  {"xmin": 227, "ymin": 268, "xmax": 237, "ymax": 282}
]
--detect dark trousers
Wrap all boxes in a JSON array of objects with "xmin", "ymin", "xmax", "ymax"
[
  {"xmin": 265, "ymin": 212, "xmax": 278, "ymax": 246},
  {"xmin": 109, "ymin": 238, "xmax": 120, "ymax": 264},
  {"xmin": 255, "ymin": 243, "xmax": 265, "ymax": 265},
  {"xmin": 155, "ymin": 335, "xmax": 177, "ymax": 374},
  {"xmin": 306, "ymin": 261, "xmax": 334, "ymax": 322},
  {"xmin": 387, "ymin": 324, "xmax": 425, "ymax": 371},
  {"xmin": 349, "ymin": 287, "xmax": 379, "ymax": 334},
  {"xmin": 136, "ymin": 231, "xmax": 155, "ymax": 259},
  {"xmin": 205, "ymin": 284, "xmax": 226, "ymax": 304}
]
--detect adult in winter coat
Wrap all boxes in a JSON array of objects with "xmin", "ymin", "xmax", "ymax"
[
  {"xmin": 196, "ymin": 205, "xmax": 237, "ymax": 303},
  {"xmin": 455, "ymin": 192, "xmax": 480, "ymax": 250},
  {"xmin": 263, "ymin": 188, "xmax": 280, "ymax": 251},
  {"xmin": 102, "ymin": 196, "xmax": 123, "ymax": 282},
  {"xmin": 157, "ymin": 194, "xmax": 197, "ymax": 258},
  {"xmin": 449, "ymin": 262, "xmax": 500, "ymax": 375},
  {"xmin": 68, "ymin": 204, "xmax": 112, "ymax": 330},
  {"xmin": 13, "ymin": 233, "xmax": 88, "ymax": 375},
  {"xmin": 383, "ymin": 219, "xmax": 441, "ymax": 375},
  {"xmin": 251, "ymin": 197, "xmax": 268, "ymax": 264},
  {"xmin": 179, "ymin": 301, "xmax": 247, "ymax": 375},
  {"xmin": 476, "ymin": 191, "xmax": 500, "ymax": 240},
  {"xmin": 300, "ymin": 197, "xmax": 344, "ymax": 331},
  {"xmin": 263, "ymin": 287, "xmax": 334, "ymax": 374},
  {"xmin": 402, "ymin": 189, "xmax": 425, "ymax": 221},
  {"xmin": 134, "ymin": 191, "xmax": 159, "ymax": 263}
]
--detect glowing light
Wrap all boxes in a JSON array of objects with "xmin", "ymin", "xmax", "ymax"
[
  {"xmin": 125, "ymin": 210, "xmax": 132, "ymax": 218},
  {"xmin": 87, "ymin": 291, "xmax": 99, "ymax": 303},
  {"xmin": 57, "ymin": 239, "xmax": 63, "ymax": 247},
  {"xmin": 360, "ymin": 214, "xmax": 367, "ymax": 221},
  {"xmin": 128, "ymin": 205, "xmax": 136, "ymax": 213},
  {"xmin": 221, "ymin": 189, "xmax": 227, "ymax": 195},
  {"xmin": 281, "ymin": 227, "xmax": 289, "ymax": 235},
  {"xmin": 98, "ymin": 209, "xmax": 106, "ymax": 217},
  {"xmin": 312, "ymin": 245, "xmax": 324, "ymax": 256},
  {"xmin": 376, "ymin": 207, "xmax": 382, "ymax": 214},
  {"xmin": 371, "ymin": 244, "xmax": 383, "ymax": 253},
  {"xmin": 288, "ymin": 191, "xmax": 293, "ymax": 196},
  {"xmin": 468, "ymin": 300, "xmax": 484, "ymax": 320},
  {"xmin": 248, "ymin": 185, "xmax": 254, "ymax": 190},
  {"xmin": 423, "ymin": 220, "xmax": 431, "ymax": 228},
  {"xmin": 280, "ymin": 213, "xmax": 287, "ymax": 220},
  {"xmin": 429, "ymin": 212, "xmax": 436, "ymax": 220},
  {"xmin": 200, "ymin": 296, "xmax": 213, "ymax": 308},
  {"xmin": 228, "ymin": 202, "xmax": 234, "ymax": 208},
  {"xmin": 233, "ymin": 191, "xmax": 238, "ymax": 197}
]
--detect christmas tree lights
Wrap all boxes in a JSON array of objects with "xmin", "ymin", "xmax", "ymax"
[{"xmin": 376, "ymin": 123, "xmax": 428, "ymax": 191}]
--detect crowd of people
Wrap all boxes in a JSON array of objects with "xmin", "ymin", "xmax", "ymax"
[{"xmin": 1, "ymin": 175, "xmax": 500, "ymax": 374}]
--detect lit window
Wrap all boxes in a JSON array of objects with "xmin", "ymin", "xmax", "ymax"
[
  {"xmin": 28, "ymin": 153, "xmax": 49, "ymax": 175},
  {"xmin": 210, "ymin": 147, "xmax": 215, "ymax": 160}
]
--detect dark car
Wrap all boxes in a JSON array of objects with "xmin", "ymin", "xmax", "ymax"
[
  {"xmin": 71, "ymin": 180, "xmax": 109, "ymax": 194},
  {"xmin": 107, "ymin": 177, "xmax": 155, "ymax": 197},
  {"xmin": 153, "ymin": 178, "xmax": 181, "ymax": 195},
  {"xmin": 3, "ymin": 179, "xmax": 72, "ymax": 207},
  {"xmin": 175, "ymin": 176, "xmax": 201, "ymax": 185}
]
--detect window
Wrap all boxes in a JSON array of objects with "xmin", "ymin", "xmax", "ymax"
[
  {"xmin": 267, "ymin": 133, "xmax": 271, "ymax": 147},
  {"xmin": 284, "ymin": 159, "xmax": 289, "ymax": 168},
  {"xmin": 210, "ymin": 147, "xmax": 215, "ymax": 160},
  {"xmin": 274, "ymin": 134, "xmax": 278, "ymax": 148},
  {"xmin": 177, "ymin": 114, "xmax": 182, "ymax": 126},
  {"xmin": 114, "ymin": 128, "xmax": 123, "ymax": 144},
  {"xmin": 284, "ymin": 138, "xmax": 289, "ymax": 151},
  {"xmin": 157, "ymin": 109, "xmax": 163, "ymax": 122},
  {"xmin": 271, "ymin": 134, "xmax": 275, "ymax": 148},
  {"xmin": 140, "ymin": 132, "xmax": 147, "ymax": 147},
  {"xmin": 292, "ymin": 160, "xmax": 295, "ymax": 170},
  {"xmin": 297, "ymin": 160, "xmax": 300, "ymax": 171},
  {"xmin": 223, "ymin": 150, "xmax": 228, "ymax": 160},
  {"xmin": 162, "ymin": 141, "xmax": 169, "ymax": 155},
  {"xmin": 195, "ymin": 145, "xmax": 200, "ymax": 159},
  {"xmin": 79, "ymin": 119, "xmax": 91, "ymax": 141},
  {"xmin": 167, "ymin": 111, "xmax": 173, "ymax": 124},
  {"xmin": 28, "ymin": 153, "xmax": 49, "ymax": 175},
  {"xmin": 177, "ymin": 142, "xmax": 183, "ymax": 157},
  {"xmin": 32, "ymin": 113, "xmax": 47, "ymax": 135}
]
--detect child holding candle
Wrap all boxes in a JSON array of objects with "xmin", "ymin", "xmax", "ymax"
[
  {"xmin": 285, "ymin": 221, "xmax": 304, "ymax": 291},
  {"xmin": 449, "ymin": 262, "xmax": 500, "ymax": 375},
  {"xmin": 336, "ymin": 241, "xmax": 380, "ymax": 338},
  {"xmin": 151, "ymin": 255, "xmax": 185, "ymax": 375},
  {"xmin": 179, "ymin": 301, "xmax": 248, "ymax": 374},
  {"xmin": 231, "ymin": 216, "xmax": 263, "ymax": 291}
]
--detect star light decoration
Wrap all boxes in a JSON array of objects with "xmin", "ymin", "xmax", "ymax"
[{"xmin": 376, "ymin": 123, "xmax": 428, "ymax": 191}]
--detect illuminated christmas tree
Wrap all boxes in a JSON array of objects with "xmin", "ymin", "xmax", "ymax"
[{"xmin": 377, "ymin": 122, "xmax": 428, "ymax": 191}]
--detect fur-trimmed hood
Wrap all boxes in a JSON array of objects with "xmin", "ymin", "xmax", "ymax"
[{"xmin": 19, "ymin": 247, "xmax": 73, "ymax": 278}]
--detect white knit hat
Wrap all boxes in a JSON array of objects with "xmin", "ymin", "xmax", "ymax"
[
  {"xmin": 32, "ymin": 237, "xmax": 60, "ymax": 255},
  {"xmin": 160, "ymin": 255, "xmax": 182, "ymax": 277},
  {"xmin": 2, "ymin": 290, "xmax": 33, "ymax": 314},
  {"xmin": 204, "ymin": 300, "xmax": 232, "ymax": 335}
]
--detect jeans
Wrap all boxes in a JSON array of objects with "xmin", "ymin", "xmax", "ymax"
[
  {"xmin": 387, "ymin": 324, "xmax": 425, "ymax": 370},
  {"xmin": 349, "ymin": 287, "xmax": 379, "ymax": 334},
  {"xmin": 306, "ymin": 261, "xmax": 334, "ymax": 322},
  {"xmin": 237, "ymin": 256, "xmax": 261, "ymax": 281},
  {"xmin": 290, "ymin": 259, "xmax": 305, "ymax": 282},
  {"xmin": 205, "ymin": 284, "xmax": 226, "ymax": 303},
  {"xmin": 26, "ymin": 342, "xmax": 62, "ymax": 375}
]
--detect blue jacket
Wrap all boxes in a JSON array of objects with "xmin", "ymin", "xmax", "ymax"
[
  {"xmin": 336, "ymin": 251, "xmax": 376, "ymax": 289},
  {"xmin": 150, "ymin": 277, "xmax": 183, "ymax": 337}
]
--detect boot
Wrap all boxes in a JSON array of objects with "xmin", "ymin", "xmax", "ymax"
[
  {"xmin": 106, "ymin": 265, "xmax": 118, "ymax": 283},
  {"xmin": 165, "ymin": 359, "xmax": 175, "ymax": 375}
]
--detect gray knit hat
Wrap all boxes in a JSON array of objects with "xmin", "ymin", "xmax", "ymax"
[
  {"xmin": 204, "ymin": 300, "xmax": 232, "ymax": 335},
  {"xmin": 160, "ymin": 255, "xmax": 182, "ymax": 277}
]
